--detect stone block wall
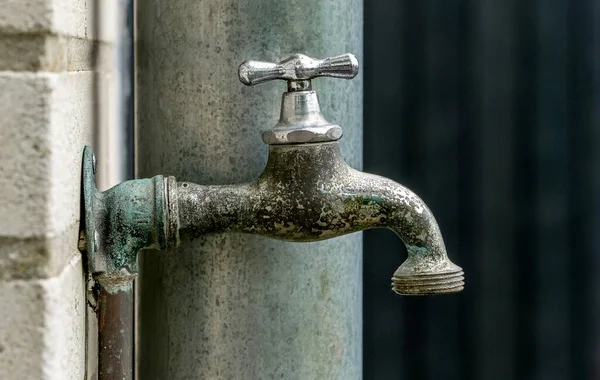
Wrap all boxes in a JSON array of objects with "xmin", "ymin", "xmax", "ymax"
[{"xmin": 0, "ymin": 1, "xmax": 116, "ymax": 378}]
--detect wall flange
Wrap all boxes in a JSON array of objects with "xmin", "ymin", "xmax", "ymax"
[{"xmin": 81, "ymin": 145, "xmax": 179, "ymax": 282}]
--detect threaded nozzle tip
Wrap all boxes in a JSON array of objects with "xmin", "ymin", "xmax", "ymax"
[{"xmin": 392, "ymin": 269, "xmax": 465, "ymax": 296}]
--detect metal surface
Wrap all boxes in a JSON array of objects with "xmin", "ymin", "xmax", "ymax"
[
  {"xmin": 177, "ymin": 141, "xmax": 463, "ymax": 295},
  {"xmin": 240, "ymin": 53, "xmax": 356, "ymax": 145},
  {"xmin": 238, "ymin": 53, "xmax": 359, "ymax": 85},
  {"xmin": 97, "ymin": 278, "xmax": 134, "ymax": 380},
  {"xmin": 95, "ymin": 0, "xmax": 134, "ymax": 190},
  {"xmin": 82, "ymin": 146, "xmax": 179, "ymax": 280},
  {"xmin": 86, "ymin": 131, "xmax": 463, "ymax": 294},
  {"xmin": 82, "ymin": 146, "xmax": 178, "ymax": 380},
  {"xmin": 88, "ymin": 1, "xmax": 135, "ymax": 377},
  {"xmin": 264, "ymin": 90, "xmax": 343, "ymax": 144},
  {"xmin": 136, "ymin": 2, "xmax": 363, "ymax": 378}
]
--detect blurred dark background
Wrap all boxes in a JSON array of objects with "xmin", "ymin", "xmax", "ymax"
[{"xmin": 363, "ymin": 1, "xmax": 600, "ymax": 379}]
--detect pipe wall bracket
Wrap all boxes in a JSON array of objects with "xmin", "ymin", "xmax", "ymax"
[{"xmin": 81, "ymin": 146, "xmax": 179, "ymax": 283}]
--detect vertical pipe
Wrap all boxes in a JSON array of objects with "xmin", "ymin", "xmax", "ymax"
[
  {"xmin": 94, "ymin": 0, "xmax": 135, "ymax": 379},
  {"xmin": 97, "ymin": 279, "xmax": 134, "ymax": 380},
  {"xmin": 97, "ymin": 0, "xmax": 135, "ymax": 190},
  {"xmin": 136, "ymin": 1, "xmax": 363, "ymax": 378}
]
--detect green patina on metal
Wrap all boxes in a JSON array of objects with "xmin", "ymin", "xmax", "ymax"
[
  {"xmin": 83, "ymin": 139, "xmax": 463, "ymax": 295},
  {"xmin": 81, "ymin": 53, "xmax": 464, "ymax": 299},
  {"xmin": 81, "ymin": 146, "xmax": 178, "ymax": 281},
  {"xmin": 95, "ymin": 177, "xmax": 163, "ymax": 273},
  {"xmin": 175, "ymin": 141, "xmax": 464, "ymax": 295}
]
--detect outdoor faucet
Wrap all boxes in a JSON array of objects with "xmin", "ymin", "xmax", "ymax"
[{"xmin": 81, "ymin": 53, "xmax": 464, "ymax": 296}]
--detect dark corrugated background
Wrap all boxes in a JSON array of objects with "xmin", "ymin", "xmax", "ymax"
[{"xmin": 363, "ymin": 1, "xmax": 600, "ymax": 379}]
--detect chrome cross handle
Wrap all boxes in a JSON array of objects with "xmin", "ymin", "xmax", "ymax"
[{"xmin": 238, "ymin": 53, "xmax": 359, "ymax": 86}]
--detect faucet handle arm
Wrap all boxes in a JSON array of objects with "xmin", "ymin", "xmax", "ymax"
[{"xmin": 238, "ymin": 53, "xmax": 359, "ymax": 86}]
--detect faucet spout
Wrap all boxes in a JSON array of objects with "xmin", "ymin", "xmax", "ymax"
[
  {"xmin": 176, "ymin": 141, "xmax": 463, "ymax": 295},
  {"xmin": 347, "ymin": 171, "xmax": 465, "ymax": 295}
]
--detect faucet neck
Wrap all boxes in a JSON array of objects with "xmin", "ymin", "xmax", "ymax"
[{"xmin": 261, "ymin": 90, "xmax": 343, "ymax": 145}]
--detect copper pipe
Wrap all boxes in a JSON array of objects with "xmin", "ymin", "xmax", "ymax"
[{"xmin": 97, "ymin": 278, "xmax": 134, "ymax": 380}]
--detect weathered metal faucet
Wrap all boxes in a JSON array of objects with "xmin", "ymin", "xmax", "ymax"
[{"xmin": 82, "ymin": 53, "xmax": 464, "ymax": 296}]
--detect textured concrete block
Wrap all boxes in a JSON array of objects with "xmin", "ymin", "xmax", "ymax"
[
  {"xmin": 0, "ymin": 72, "xmax": 93, "ymax": 278},
  {"xmin": 0, "ymin": 73, "xmax": 55, "ymax": 237},
  {"xmin": 0, "ymin": 71, "xmax": 92, "ymax": 238},
  {"xmin": 0, "ymin": 0, "xmax": 116, "ymax": 41},
  {"xmin": 0, "ymin": 0, "xmax": 52, "ymax": 34},
  {"xmin": 0, "ymin": 254, "xmax": 86, "ymax": 380},
  {"xmin": 0, "ymin": 34, "xmax": 109, "ymax": 72},
  {"xmin": 51, "ymin": 0, "xmax": 89, "ymax": 39},
  {"xmin": 1, "ymin": 1, "xmax": 101, "ymax": 379}
]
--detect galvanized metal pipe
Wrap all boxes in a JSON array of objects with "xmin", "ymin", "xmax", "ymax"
[
  {"xmin": 136, "ymin": 1, "xmax": 363, "ymax": 378},
  {"xmin": 97, "ymin": 0, "xmax": 134, "ymax": 190}
]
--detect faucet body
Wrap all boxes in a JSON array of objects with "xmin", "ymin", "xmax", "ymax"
[
  {"xmin": 82, "ymin": 53, "xmax": 463, "ymax": 297},
  {"xmin": 177, "ymin": 141, "xmax": 463, "ymax": 295}
]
